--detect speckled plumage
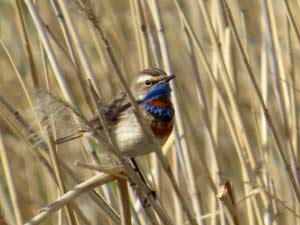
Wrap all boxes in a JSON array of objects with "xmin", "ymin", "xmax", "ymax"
[{"xmin": 56, "ymin": 68, "xmax": 175, "ymax": 156}]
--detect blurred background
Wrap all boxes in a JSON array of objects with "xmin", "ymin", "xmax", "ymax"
[{"xmin": 0, "ymin": 0, "xmax": 300, "ymax": 225}]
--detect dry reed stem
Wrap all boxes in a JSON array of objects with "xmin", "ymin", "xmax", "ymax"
[
  {"xmin": 56, "ymin": 0, "xmax": 102, "ymax": 97},
  {"xmin": 0, "ymin": 93, "xmax": 120, "ymax": 224},
  {"xmin": 74, "ymin": 161, "xmax": 128, "ymax": 180},
  {"xmin": 50, "ymin": 0, "xmax": 79, "ymax": 67},
  {"xmin": 173, "ymin": 150, "xmax": 183, "ymax": 225},
  {"xmin": 140, "ymin": 0, "xmax": 161, "ymax": 67},
  {"xmin": 0, "ymin": 38, "xmax": 37, "ymax": 118},
  {"xmin": 265, "ymin": 0, "xmax": 291, "ymax": 116},
  {"xmin": 269, "ymin": 180, "xmax": 280, "ymax": 225},
  {"xmin": 149, "ymin": 1, "xmax": 201, "ymax": 224},
  {"xmin": 12, "ymin": 0, "xmax": 39, "ymax": 88},
  {"xmin": 134, "ymin": 0, "xmax": 150, "ymax": 68},
  {"xmin": 24, "ymin": 0, "xmax": 75, "ymax": 105},
  {"xmin": 217, "ymin": 181, "xmax": 239, "ymax": 225},
  {"xmin": 191, "ymin": 5, "xmax": 263, "ymax": 222},
  {"xmin": 172, "ymin": 2, "xmax": 256, "ymax": 224},
  {"xmin": 287, "ymin": 21, "xmax": 299, "ymax": 160},
  {"xmin": 117, "ymin": 180, "xmax": 132, "ymax": 225},
  {"xmin": 191, "ymin": 7, "xmax": 257, "ymax": 224},
  {"xmin": 47, "ymin": 136, "xmax": 78, "ymax": 225},
  {"xmin": 0, "ymin": 133, "xmax": 23, "ymax": 225},
  {"xmin": 223, "ymin": 0, "xmax": 300, "ymax": 203},
  {"xmin": 210, "ymin": 6, "xmax": 224, "ymax": 223},
  {"xmin": 284, "ymin": 0, "xmax": 300, "ymax": 43},
  {"xmin": 259, "ymin": 37, "xmax": 271, "ymax": 210},
  {"xmin": 264, "ymin": 0, "xmax": 300, "ymax": 190},
  {"xmin": 196, "ymin": 0, "xmax": 256, "ymax": 174},
  {"xmin": 181, "ymin": 15, "xmax": 216, "ymax": 225},
  {"xmin": 59, "ymin": 161, "xmax": 121, "ymax": 224},
  {"xmin": 25, "ymin": 173, "xmax": 117, "ymax": 225},
  {"xmin": 0, "ymin": 179, "xmax": 14, "ymax": 225},
  {"xmin": 130, "ymin": 0, "xmax": 144, "ymax": 69},
  {"xmin": 49, "ymin": 0, "xmax": 93, "ymax": 110},
  {"xmin": 0, "ymin": 94, "xmax": 59, "ymax": 184}
]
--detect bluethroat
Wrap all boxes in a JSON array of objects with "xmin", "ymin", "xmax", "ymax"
[{"xmin": 56, "ymin": 68, "xmax": 175, "ymax": 156}]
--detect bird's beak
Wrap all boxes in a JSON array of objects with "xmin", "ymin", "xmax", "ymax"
[{"xmin": 163, "ymin": 74, "xmax": 175, "ymax": 82}]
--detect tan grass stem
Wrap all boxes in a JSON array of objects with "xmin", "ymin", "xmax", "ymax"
[
  {"xmin": 25, "ymin": 174, "xmax": 116, "ymax": 225},
  {"xmin": 55, "ymin": 0, "xmax": 102, "ymax": 97},
  {"xmin": 24, "ymin": 0, "xmax": 75, "ymax": 105},
  {"xmin": 149, "ymin": 1, "xmax": 202, "ymax": 224},
  {"xmin": 223, "ymin": 0, "xmax": 300, "ymax": 203},
  {"xmin": 0, "ymin": 133, "xmax": 23, "ymax": 225},
  {"xmin": 0, "ymin": 93, "xmax": 121, "ymax": 224},
  {"xmin": 118, "ymin": 180, "xmax": 132, "ymax": 225},
  {"xmin": 12, "ymin": 0, "xmax": 39, "ymax": 88}
]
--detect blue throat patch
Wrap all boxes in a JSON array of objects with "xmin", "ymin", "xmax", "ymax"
[{"xmin": 143, "ymin": 82, "xmax": 174, "ymax": 122}]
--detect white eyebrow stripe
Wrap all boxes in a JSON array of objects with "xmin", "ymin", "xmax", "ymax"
[
  {"xmin": 136, "ymin": 74, "xmax": 167, "ymax": 84},
  {"xmin": 136, "ymin": 75, "xmax": 153, "ymax": 84}
]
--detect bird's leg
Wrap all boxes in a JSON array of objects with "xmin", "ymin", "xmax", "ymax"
[{"xmin": 130, "ymin": 157, "xmax": 156, "ymax": 207}]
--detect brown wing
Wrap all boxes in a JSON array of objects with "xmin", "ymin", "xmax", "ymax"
[
  {"xmin": 55, "ymin": 92, "xmax": 143, "ymax": 144},
  {"xmin": 88, "ymin": 91, "xmax": 129, "ymax": 129},
  {"xmin": 88, "ymin": 92, "xmax": 144, "ymax": 129}
]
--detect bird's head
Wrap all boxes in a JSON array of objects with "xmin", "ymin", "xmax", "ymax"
[{"xmin": 132, "ymin": 68, "xmax": 175, "ymax": 101}]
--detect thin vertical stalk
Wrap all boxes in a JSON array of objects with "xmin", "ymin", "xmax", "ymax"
[
  {"xmin": 287, "ymin": 18, "xmax": 300, "ymax": 225},
  {"xmin": 173, "ymin": 0, "xmax": 256, "ymax": 222},
  {"xmin": 128, "ymin": 188, "xmax": 148, "ymax": 225},
  {"xmin": 172, "ymin": 2, "xmax": 268, "ymax": 224},
  {"xmin": 223, "ymin": 0, "xmax": 300, "ymax": 203},
  {"xmin": 50, "ymin": 0, "xmax": 79, "ymax": 68},
  {"xmin": 270, "ymin": 179, "xmax": 280, "ymax": 225},
  {"xmin": 260, "ymin": 41, "xmax": 271, "ymax": 208},
  {"xmin": 149, "ymin": 1, "xmax": 202, "ymax": 224},
  {"xmin": 0, "ymin": 133, "xmax": 23, "ymax": 225},
  {"xmin": 287, "ymin": 20, "xmax": 299, "ymax": 161},
  {"xmin": 0, "ymin": 93, "xmax": 121, "ymax": 224},
  {"xmin": 210, "ymin": 47, "xmax": 220, "ymax": 225},
  {"xmin": 134, "ymin": 0, "xmax": 150, "ymax": 68},
  {"xmin": 0, "ymin": 178, "xmax": 15, "ymax": 225},
  {"xmin": 130, "ymin": 0, "xmax": 150, "ymax": 69},
  {"xmin": 196, "ymin": 0, "xmax": 256, "ymax": 173},
  {"xmin": 284, "ymin": 0, "xmax": 300, "ymax": 46},
  {"xmin": 130, "ymin": 0, "xmax": 144, "ymax": 69},
  {"xmin": 117, "ymin": 180, "xmax": 132, "ymax": 225},
  {"xmin": 47, "ymin": 136, "xmax": 78, "ymax": 225},
  {"xmin": 24, "ymin": 0, "xmax": 75, "ymax": 106},
  {"xmin": 263, "ymin": 0, "xmax": 299, "ymax": 188},
  {"xmin": 12, "ymin": 0, "xmax": 39, "ymax": 88},
  {"xmin": 141, "ymin": 0, "xmax": 161, "ymax": 67},
  {"xmin": 56, "ymin": 0, "xmax": 102, "ymax": 97},
  {"xmin": 173, "ymin": 148, "xmax": 183, "ymax": 225},
  {"xmin": 182, "ymin": 15, "xmax": 220, "ymax": 225},
  {"xmin": 50, "ymin": 0, "xmax": 92, "ymax": 110},
  {"xmin": 223, "ymin": 29, "xmax": 235, "ymax": 91}
]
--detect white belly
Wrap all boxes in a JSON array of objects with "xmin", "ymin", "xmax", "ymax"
[{"xmin": 113, "ymin": 112, "xmax": 153, "ymax": 156}]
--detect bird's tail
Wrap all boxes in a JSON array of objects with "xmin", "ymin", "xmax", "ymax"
[{"xmin": 55, "ymin": 130, "xmax": 87, "ymax": 144}]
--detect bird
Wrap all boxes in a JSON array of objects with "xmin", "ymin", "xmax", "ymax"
[{"xmin": 56, "ymin": 68, "xmax": 175, "ymax": 157}]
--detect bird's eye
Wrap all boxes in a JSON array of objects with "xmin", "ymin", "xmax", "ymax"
[{"xmin": 144, "ymin": 79, "xmax": 152, "ymax": 86}]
